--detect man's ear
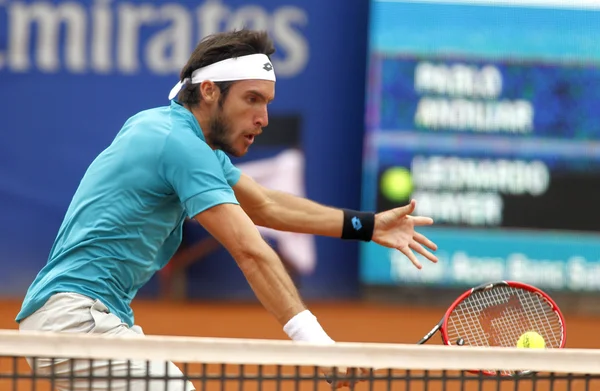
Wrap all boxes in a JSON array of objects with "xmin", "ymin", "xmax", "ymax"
[{"xmin": 199, "ymin": 81, "xmax": 219, "ymax": 104}]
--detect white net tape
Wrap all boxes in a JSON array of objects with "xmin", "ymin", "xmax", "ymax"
[{"xmin": 1, "ymin": 330, "xmax": 599, "ymax": 375}]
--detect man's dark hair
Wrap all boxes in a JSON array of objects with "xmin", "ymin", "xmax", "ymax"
[{"xmin": 177, "ymin": 29, "xmax": 276, "ymax": 107}]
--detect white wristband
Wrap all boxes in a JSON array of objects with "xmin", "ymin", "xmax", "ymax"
[{"xmin": 283, "ymin": 310, "xmax": 335, "ymax": 344}]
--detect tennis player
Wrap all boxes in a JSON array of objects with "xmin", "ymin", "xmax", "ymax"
[{"xmin": 15, "ymin": 29, "xmax": 438, "ymax": 390}]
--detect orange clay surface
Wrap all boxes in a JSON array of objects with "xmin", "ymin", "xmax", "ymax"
[{"xmin": 0, "ymin": 299, "xmax": 597, "ymax": 391}]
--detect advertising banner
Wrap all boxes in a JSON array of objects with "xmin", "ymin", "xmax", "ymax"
[
  {"xmin": 0, "ymin": 0, "xmax": 369, "ymax": 300},
  {"xmin": 360, "ymin": 0, "xmax": 600, "ymax": 293}
]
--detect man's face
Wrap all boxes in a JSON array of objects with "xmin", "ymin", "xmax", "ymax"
[{"xmin": 206, "ymin": 80, "xmax": 275, "ymax": 157}]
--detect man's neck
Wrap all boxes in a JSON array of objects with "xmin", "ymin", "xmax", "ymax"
[{"xmin": 184, "ymin": 103, "xmax": 214, "ymax": 149}]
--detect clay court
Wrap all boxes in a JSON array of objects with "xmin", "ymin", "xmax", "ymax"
[
  {"xmin": 0, "ymin": 299, "xmax": 596, "ymax": 346},
  {"xmin": 0, "ymin": 299, "xmax": 598, "ymax": 391}
]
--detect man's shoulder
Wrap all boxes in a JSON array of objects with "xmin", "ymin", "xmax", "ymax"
[
  {"xmin": 160, "ymin": 125, "xmax": 213, "ymax": 167},
  {"xmin": 114, "ymin": 105, "xmax": 174, "ymax": 144},
  {"xmin": 125, "ymin": 105, "xmax": 171, "ymax": 129}
]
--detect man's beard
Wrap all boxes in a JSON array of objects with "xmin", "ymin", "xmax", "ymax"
[{"xmin": 207, "ymin": 110, "xmax": 237, "ymax": 156}]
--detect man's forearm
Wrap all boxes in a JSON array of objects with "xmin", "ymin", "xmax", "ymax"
[
  {"xmin": 238, "ymin": 241, "xmax": 307, "ymax": 325},
  {"xmin": 256, "ymin": 189, "xmax": 344, "ymax": 237},
  {"xmin": 237, "ymin": 242, "xmax": 334, "ymax": 343},
  {"xmin": 234, "ymin": 174, "xmax": 374, "ymax": 241}
]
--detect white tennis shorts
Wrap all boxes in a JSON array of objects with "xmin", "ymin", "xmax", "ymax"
[{"xmin": 18, "ymin": 292, "xmax": 195, "ymax": 391}]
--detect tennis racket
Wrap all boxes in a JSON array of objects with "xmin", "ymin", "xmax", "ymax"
[{"xmin": 417, "ymin": 280, "xmax": 566, "ymax": 376}]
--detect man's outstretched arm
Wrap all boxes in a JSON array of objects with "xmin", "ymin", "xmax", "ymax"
[
  {"xmin": 195, "ymin": 202, "xmax": 368, "ymax": 388},
  {"xmin": 193, "ymin": 202, "xmax": 334, "ymax": 343},
  {"xmin": 234, "ymin": 174, "xmax": 345, "ymax": 237},
  {"xmin": 233, "ymin": 173, "xmax": 439, "ymax": 268}
]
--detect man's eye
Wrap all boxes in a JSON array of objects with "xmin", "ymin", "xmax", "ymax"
[{"xmin": 248, "ymin": 96, "xmax": 257, "ymax": 103}]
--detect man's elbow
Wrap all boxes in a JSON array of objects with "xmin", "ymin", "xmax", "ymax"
[
  {"xmin": 228, "ymin": 238, "xmax": 272, "ymax": 271},
  {"xmin": 243, "ymin": 203, "xmax": 277, "ymax": 228}
]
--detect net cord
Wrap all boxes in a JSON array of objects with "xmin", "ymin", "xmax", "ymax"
[{"xmin": 2, "ymin": 329, "xmax": 597, "ymax": 374}]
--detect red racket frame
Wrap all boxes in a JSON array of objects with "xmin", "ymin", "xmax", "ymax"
[
  {"xmin": 422, "ymin": 281, "xmax": 567, "ymax": 377},
  {"xmin": 440, "ymin": 281, "xmax": 567, "ymax": 349}
]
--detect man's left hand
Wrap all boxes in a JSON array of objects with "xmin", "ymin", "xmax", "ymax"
[{"xmin": 373, "ymin": 199, "xmax": 438, "ymax": 269}]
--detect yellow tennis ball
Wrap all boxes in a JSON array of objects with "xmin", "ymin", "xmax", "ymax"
[
  {"xmin": 380, "ymin": 167, "xmax": 413, "ymax": 202},
  {"xmin": 516, "ymin": 332, "xmax": 546, "ymax": 349}
]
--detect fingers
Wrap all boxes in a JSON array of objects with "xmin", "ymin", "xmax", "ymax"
[
  {"xmin": 414, "ymin": 232, "xmax": 438, "ymax": 251},
  {"xmin": 394, "ymin": 199, "xmax": 416, "ymax": 217},
  {"xmin": 400, "ymin": 246, "xmax": 422, "ymax": 269},
  {"xmin": 409, "ymin": 241, "xmax": 438, "ymax": 263},
  {"xmin": 323, "ymin": 367, "xmax": 369, "ymax": 389},
  {"xmin": 339, "ymin": 368, "xmax": 370, "ymax": 389},
  {"xmin": 410, "ymin": 216, "xmax": 434, "ymax": 226}
]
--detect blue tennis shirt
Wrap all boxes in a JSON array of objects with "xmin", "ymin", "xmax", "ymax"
[{"xmin": 16, "ymin": 100, "xmax": 241, "ymax": 327}]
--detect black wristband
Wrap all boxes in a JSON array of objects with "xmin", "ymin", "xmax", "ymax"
[{"xmin": 341, "ymin": 209, "xmax": 375, "ymax": 242}]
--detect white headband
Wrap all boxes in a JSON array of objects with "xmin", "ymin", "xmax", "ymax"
[{"xmin": 168, "ymin": 53, "xmax": 276, "ymax": 100}]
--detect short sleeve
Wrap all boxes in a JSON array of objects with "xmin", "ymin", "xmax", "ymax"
[
  {"xmin": 214, "ymin": 150, "xmax": 242, "ymax": 187},
  {"xmin": 161, "ymin": 133, "xmax": 239, "ymax": 218}
]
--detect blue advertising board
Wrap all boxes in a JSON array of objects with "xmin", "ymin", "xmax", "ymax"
[
  {"xmin": 360, "ymin": 0, "xmax": 600, "ymax": 293},
  {"xmin": 0, "ymin": 0, "xmax": 369, "ymax": 299},
  {"xmin": 377, "ymin": 56, "xmax": 600, "ymax": 140}
]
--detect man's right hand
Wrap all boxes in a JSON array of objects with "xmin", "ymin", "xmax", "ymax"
[{"xmin": 321, "ymin": 366, "xmax": 371, "ymax": 388}]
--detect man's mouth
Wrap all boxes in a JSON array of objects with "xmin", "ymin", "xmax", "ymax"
[
  {"xmin": 244, "ymin": 134, "xmax": 255, "ymax": 144},
  {"xmin": 244, "ymin": 131, "xmax": 260, "ymax": 141}
]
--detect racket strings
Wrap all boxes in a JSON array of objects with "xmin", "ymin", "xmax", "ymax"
[{"xmin": 446, "ymin": 286, "xmax": 563, "ymax": 351}]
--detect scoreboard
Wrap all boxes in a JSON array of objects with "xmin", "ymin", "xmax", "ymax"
[{"xmin": 359, "ymin": 0, "xmax": 600, "ymax": 293}]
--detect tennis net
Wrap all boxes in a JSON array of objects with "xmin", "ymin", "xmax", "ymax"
[{"xmin": 1, "ymin": 329, "xmax": 599, "ymax": 391}]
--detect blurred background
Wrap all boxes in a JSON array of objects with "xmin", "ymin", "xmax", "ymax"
[{"xmin": 1, "ymin": 0, "xmax": 600, "ymax": 348}]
